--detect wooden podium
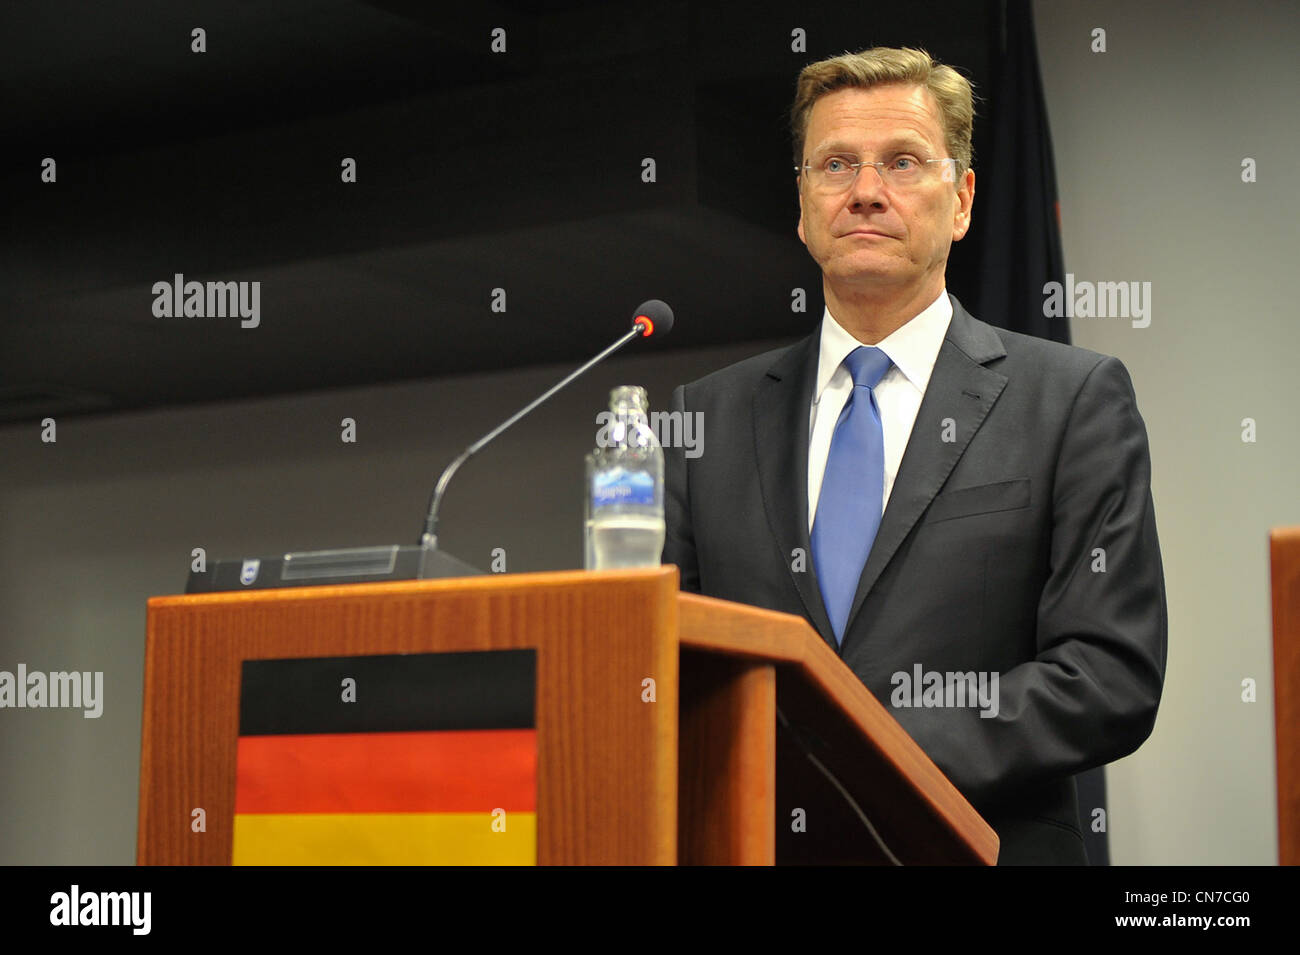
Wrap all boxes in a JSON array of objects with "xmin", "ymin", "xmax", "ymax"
[{"xmin": 138, "ymin": 566, "xmax": 997, "ymax": 865}]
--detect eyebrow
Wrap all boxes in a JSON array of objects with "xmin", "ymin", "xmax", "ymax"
[{"xmin": 811, "ymin": 136, "xmax": 934, "ymax": 156}]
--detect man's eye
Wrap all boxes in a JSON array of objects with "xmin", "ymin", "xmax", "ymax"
[
  {"xmin": 893, "ymin": 156, "xmax": 917, "ymax": 171},
  {"xmin": 825, "ymin": 158, "xmax": 850, "ymax": 173}
]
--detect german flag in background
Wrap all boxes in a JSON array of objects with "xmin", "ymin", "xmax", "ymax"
[{"xmin": 233, "ymin": 650, "xmax": 536, "ymax": 865}]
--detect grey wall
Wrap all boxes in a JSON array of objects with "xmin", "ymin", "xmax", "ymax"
[
  {"xmin": 2, "ymin": 0, "xmax": 1296, "ymax": 866},
  {"xmin": 1034, "ymin": 0, "xmax": 1299, "ymax": 863}
]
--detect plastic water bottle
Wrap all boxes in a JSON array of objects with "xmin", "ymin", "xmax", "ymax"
[{"xmin": 586, "ymin": 386, "xmax": 665, "ymax": 569}]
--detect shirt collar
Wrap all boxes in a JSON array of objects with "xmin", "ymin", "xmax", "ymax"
[{"xmin": 814, "ymin": 289, "xmax": 953, "ymax": 402}]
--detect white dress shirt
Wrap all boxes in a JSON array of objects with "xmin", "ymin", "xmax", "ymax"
[{"xmin": 807, "ymin": 290, "xmax": 953, "ymax": 533}]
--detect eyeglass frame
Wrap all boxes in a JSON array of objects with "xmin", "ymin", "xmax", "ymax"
[{"xmin": 794, "ymin": 155, "xmax": 960, "ymax": 190}]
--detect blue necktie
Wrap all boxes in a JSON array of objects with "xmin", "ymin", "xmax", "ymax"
[{"xmin": 812, "ymin": 345, "xmax": 892, "ymax": 645}]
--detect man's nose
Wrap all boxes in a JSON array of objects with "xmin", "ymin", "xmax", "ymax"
[{"xmin": 847, "ymin": 163, "xmax": 887, "ymax": 207}]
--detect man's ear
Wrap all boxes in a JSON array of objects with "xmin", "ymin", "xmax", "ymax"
[{"xmin": 951, "ymin": 168, "xmax": 975, "ymax": 242}]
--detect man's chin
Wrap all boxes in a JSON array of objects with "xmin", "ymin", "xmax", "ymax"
[{"xmin": 824, "ymin": 260, "xmax": 910, "ymax": 287}]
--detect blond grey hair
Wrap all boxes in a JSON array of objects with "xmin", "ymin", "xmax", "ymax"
[{"xmin": 791, "ymin": 47, "xmax": 974, "ymax": 181}]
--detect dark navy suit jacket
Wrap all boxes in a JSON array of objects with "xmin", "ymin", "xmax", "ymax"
[{"xmin": 662, "ymin": 294, "xmax": 1167, "ymax": 865}]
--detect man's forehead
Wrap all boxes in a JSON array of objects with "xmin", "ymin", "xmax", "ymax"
[{"xmin": 806, "ymin": 84, "xmax": 944, "ymax": 148}]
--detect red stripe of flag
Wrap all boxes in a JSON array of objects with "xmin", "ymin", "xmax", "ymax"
[{"xmin": 235, "ymin": 729, "xmax": 536, "ymax": 814}]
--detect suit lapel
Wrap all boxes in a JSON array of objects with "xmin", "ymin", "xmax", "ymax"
[
  {"xmin": 840, "ymin": 296, "xmax": 1010, "ymax": 649},
  {"xmin": 753, "ymin": 332, "xmax": 838, "ymax": 650}
]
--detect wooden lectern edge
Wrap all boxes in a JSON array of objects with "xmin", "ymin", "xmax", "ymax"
[
  {"xmin": 146, "ymin": 565, "xmax": 675, "ymax": 610},
  {"xmin": 1270, "ymin": 526, "xmax": 1300, "ymax": 866},
  {"xmin": 677, "ymin": 590, "xmax": 998, "ymax": 864}
]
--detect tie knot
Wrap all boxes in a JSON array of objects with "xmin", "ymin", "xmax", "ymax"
[{"xmin": 843, "ymin": 345, "xmax": 892, "ymax": 390}]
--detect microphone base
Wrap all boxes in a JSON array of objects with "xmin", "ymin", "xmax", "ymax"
[{"xmin": 185, "ymin": 544, "xmax": 484, "ymax": 594}]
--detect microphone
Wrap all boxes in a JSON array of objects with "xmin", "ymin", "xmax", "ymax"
[
  {"xmin": 419, "ymin": 299, "xmax": 675, "ymax": 549},
  {"xmin": 631, "ymin": 298, "xmax": 674, "ymax": 338}
]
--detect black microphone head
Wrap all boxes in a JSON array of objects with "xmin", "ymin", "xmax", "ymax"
[{"xmin": 632, "ymin": 299, "xmax": 674, "ymax": 338}]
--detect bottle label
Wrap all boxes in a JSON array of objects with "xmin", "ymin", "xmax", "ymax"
[{"xmin": 592, "ymin": 468, "xmax": 656, "ymax": 508}]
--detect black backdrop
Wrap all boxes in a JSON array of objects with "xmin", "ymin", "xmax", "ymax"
[{"xmin": 2, "ymin": 0, "xmax": 1014, "ymax": 422}]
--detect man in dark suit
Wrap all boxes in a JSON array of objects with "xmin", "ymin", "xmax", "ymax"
[{"xmin": 661, "ymin": 47, "xmax": 1166, "ymax": 865}]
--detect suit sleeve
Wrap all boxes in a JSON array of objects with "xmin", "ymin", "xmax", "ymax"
[
  {"xmin": 891, "ymin": 355, "xmax": 1168, "ymax": 810},
  {"xmin": 662, "ymin": 384, "xmax": 702, "ymax": 593}
]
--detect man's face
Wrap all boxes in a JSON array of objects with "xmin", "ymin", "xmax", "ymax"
[{"xmin": 796, "ymin": 84, "xmax": 974, "ymax": 293}]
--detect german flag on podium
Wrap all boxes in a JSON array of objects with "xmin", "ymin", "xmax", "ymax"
[{"xmin": 232, "ymin": 650, "xmax": 536, "ymax": 865}]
